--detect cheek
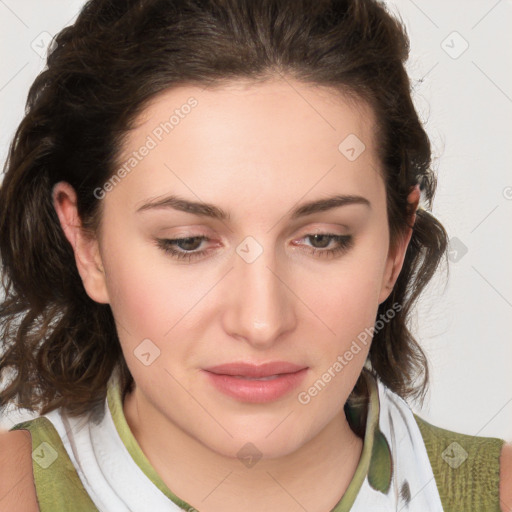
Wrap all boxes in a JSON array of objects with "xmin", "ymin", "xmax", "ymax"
[
  {"xmin": 304, "ymin": 235, "xmax": 389, "ymax": 366},
  {"xmin": 321, "ymin": 243, "xmax": 388, "ymax": 320},
  {"xmin": 99, "ymin": 229, "xmax": 181, "ymax": 344},
  {"xmin": 100, "ymin": 230, "xmax": 217, "ymax": 372},
  {"xmin": 295, "ymin": 254, "xmax": 386, "ymax": 415},
  {"xmin": 101, "ymin": 249, "xmax": 197, "ymax": 388},
  {"xmin": 316, "ymin": 271, "xmax": 381, "ymax": 359}
]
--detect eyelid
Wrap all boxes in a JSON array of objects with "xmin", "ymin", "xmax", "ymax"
[
  {"xmin": 155, "ymin": 230, "xmax": 354, "ymax": 263},
  {"xmin": 158, "ymin": 227, "xmax": 350, "ymax": 247}
]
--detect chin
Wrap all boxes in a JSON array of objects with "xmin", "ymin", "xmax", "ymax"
[{"xmin": 197, "ymin": 423, "xmax": 310, "ymax": 463}]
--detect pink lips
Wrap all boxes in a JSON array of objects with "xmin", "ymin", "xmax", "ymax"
[{"xmin": 202, "ymin": 361, "xmax": 308, "ymax": 403}]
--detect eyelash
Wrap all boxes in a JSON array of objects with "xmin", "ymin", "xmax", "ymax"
[{"xmin": 155, "ymin": 233, "xmax": 353, "ymax": 262}]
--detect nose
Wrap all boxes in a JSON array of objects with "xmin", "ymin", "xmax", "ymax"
[{"xmin": 222, "ymin": 241, "xmax": 297, "ymax": 349}]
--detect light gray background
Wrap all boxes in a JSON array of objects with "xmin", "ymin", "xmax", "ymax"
[{"xmin": 1, "ymin": 0, "xmax": 511, "ymax": 440}]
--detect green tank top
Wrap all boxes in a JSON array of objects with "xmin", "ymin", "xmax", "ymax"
[
  {"xmin": 10, "ymin": 392, "xmax": 505, "ymax": 511},
  {"xmin": 414, "ymin": 414, "xmax": 504, "ymax": 511}
]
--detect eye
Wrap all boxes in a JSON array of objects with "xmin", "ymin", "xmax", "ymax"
[
  {"xmin": 156, "ymin": 236, "xmax": 212, "ymax": 262},
  {"xmin": 155, "ymin": 232, "xmax": 354, "ymax": 263},
  {"xmin": 296, "ymin": 233, "xmax": 354, "ymax": 259}
]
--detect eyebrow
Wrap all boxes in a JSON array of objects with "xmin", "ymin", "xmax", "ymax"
[{"xmin": 136, "ymin": 194, "xmax": 370, "ymax": 220}]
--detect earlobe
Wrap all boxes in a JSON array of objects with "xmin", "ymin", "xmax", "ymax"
[
  {"xmin": 52, "ymin": 181, "xmax": 110, "ymax": 304},
  {"xmin": 378, "ymin": 185, "xmax": 420, "ymax": 304}
]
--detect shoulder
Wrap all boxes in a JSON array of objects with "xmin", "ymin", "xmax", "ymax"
[
  {"xmin": 0, "ymin": 428, "xmax": 39, "ymax": 511},
  {"xmin": 4, "ymin": 415, "xmax": 102, "ymax": 511},
  {"xmin": 414, "ymin": 414, "xmax": 506, "ymax": 511},
  {"xmin": 500, "ymin": 442, "xmax": 512, "ymax": 512}
]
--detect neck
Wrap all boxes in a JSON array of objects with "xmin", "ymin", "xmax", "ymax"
[{"xmin": 123, "ymin": 388, "xmax": 363, "ymax": 512}]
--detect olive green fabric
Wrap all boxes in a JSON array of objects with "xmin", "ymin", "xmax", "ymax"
[
  {"xmin": 414, "ymin": 414, "xmax": 505, "ymax": 512},
  {"xmin": 9, "ymin": 376, "xmax": 505, "ymax": 511},
  {"xmin": 10, "ymin": 416, "xmax": 99, "ymax": 512}
]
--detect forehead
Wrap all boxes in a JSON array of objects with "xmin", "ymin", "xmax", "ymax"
[
  {"xmin": 111, "ymin": 78, "xmax": 383, "ymax": 215},
  {"xmin": 127, "ymin": 78, "xmax": 378, "ymax": 157}
]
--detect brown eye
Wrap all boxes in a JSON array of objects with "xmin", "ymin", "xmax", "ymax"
[
  {"xmin": 299, "ymin": 233, "xmax": 354, "ymax": 259},
  {"xmin": 308, "ymin": 234, "xmax": 333, "ymax": 249},
  {"xmin": 173, "ymin": 237, "xmax": 204, "ymax": 251},
  {"xmin": 156, "ymin": 236, "xmax": 210, "ymax": 262}
]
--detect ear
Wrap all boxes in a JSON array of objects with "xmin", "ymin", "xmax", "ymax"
[
  {"xmin": 52, "ymin": 181, "xmax": 110, "ymax": 304},
  {"xmin": 378, "ymin": 184, "xmax": 420, "ymax": 304}
]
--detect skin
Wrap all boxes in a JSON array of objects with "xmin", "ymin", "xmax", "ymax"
[{"xmin": 48, "ymin": 77, "xmax": 512, "ymax": 512}]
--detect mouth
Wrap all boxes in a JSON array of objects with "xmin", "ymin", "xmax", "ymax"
[
  {"xmin": 228, "ymin": 374, "xmax": 283, "ymax": 381},
  {"xmin": 202, "ymin": 361, "xmax": 309, "ymax": 403},
  {"xmin": 203, "ymin": 361, "xmax": 307, "ymax": 378}
]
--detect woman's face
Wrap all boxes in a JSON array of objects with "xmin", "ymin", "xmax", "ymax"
[{"xmin": 61, "ymin": 78, "xmax": 412, "ymax": 459}]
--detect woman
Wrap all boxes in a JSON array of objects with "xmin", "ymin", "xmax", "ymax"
[{"xmin": 1, "ymin": 0, "xmax": 511, "ymax": 510}]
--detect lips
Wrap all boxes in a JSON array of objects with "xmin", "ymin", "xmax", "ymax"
[
  {"xmin": 202, "ymin": 362, "xmax": 309, "ymax": 403},
  {"xmin": 204, "ymin": 361, "xmax": 307, "ymax": 379}
]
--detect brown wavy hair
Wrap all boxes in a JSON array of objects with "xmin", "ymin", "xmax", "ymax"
[{"xmin": 0, "ymin": 0, "xmax": 448, "ymax": 418}]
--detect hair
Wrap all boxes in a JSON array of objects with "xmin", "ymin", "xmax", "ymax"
[{"xmin": 0, "ymin": 0, "xmax": 448, "ymax": 419}]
